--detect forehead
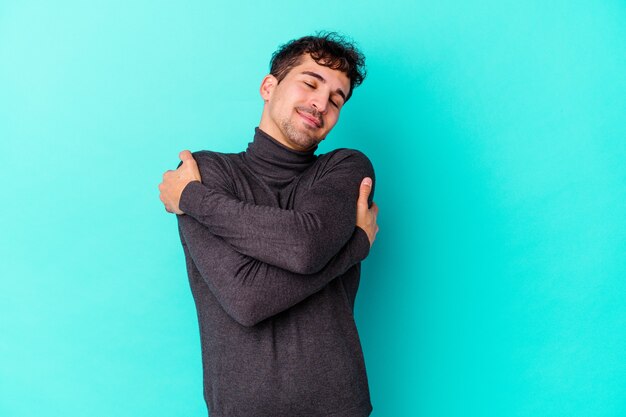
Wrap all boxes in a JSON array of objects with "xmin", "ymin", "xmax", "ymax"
[{"xmin": 288, "ymin": 54, "xmax": 350, "ymax": 92}]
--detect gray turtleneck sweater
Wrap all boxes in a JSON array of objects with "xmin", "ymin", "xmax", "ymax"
[{"xmin": 176, "ymin": 127, "xmax": 375, "ymax": 417}]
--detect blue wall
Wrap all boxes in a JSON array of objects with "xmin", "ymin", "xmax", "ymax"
[{"xmin": 1, "ymin": 1, "xmax": 624, "ymax": 416}]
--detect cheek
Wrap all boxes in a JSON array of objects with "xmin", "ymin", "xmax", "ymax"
[
  {"xmin": 291, "ymin": 85, "xmax": 312, "ymax": 103},
  {"xmin": 327, "ymin": 112, "xmax": 340, "ymax": 126},
  {"xmin": 270, "ymin": 97, "xmax": 290, "ymax": 118}
]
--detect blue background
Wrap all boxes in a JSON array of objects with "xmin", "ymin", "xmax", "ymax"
[{"xmin": 1, "ymin": 1, "xmax": 625, "ymax": 416}]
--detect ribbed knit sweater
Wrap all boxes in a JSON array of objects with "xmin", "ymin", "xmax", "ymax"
[{"xmin": 176, "ymin": 127, "xmax": 375, "ymax": 417}]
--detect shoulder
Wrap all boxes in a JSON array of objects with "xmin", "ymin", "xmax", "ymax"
[
  {"xmin": 187, "ymin": 150, "xmax": 239, "ymax": 188},
  {"xmin": 321, "ymin": 147, "xmax": 370, "ymax": 161},
  {"xmin": 191, "ymin": 150, "xmax": 230, "ymax": 166},
  {"xmin": 318, "ymin": 148, "xmax": 375, "ymax": 177},
  {"xmin": 188, "ymin": 150, "xmax": 240, "ymax": 173}
]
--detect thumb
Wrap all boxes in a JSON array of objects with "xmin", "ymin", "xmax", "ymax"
[
  {"xmin": 179, "ymin": 150, "xmax": 193, "ymax": 162},
  {"xmin": 358, "ymin": 177, "xmax": 372, "ymax": 207}
]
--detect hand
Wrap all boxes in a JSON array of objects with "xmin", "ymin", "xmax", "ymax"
[
  {"xmin": 356, "ymin": 177, "xmax": 379, "ymax": 247},
  {"xmin": 158, "ymin": 150, "xmax": 202, "ymax": 214}
]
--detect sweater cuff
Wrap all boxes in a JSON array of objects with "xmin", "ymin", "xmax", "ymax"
[
  {"xmin": 179, "ymin": 180, "xmax": 206, "ymax": 216},
  {"xmin": 353, "ymin": 226, "xmax": 371, "ymax": 261}
]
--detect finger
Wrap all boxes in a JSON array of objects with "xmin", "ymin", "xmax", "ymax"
[
  {"xmin": 358, "ymin": 177, "xmax": 372, "ymax": 207},
  {"xmin": 179, "ymin": 150, "xmax": 193, "ymax": 162},
  {"xmin": 371, "ymin": 201, "xmax": 379, "ymax": 215}
]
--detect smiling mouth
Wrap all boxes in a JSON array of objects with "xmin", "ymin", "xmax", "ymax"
[{"xmin": 296, "ymin": 109, "xmax": 322, "ymax": 128}]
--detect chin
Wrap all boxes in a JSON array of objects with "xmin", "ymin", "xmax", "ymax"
[
  {"xmin": 281, "ymin": 121, "xmax": 322, "ymax": 149},
  {"xmin": 292, "ymin": 137, "xmax": 319, "ymax": 150}
]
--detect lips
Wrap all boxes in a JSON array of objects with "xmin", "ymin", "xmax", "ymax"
[{"xmin": 297, "ymin": 109, "xmax": 322, "ymax": 128}]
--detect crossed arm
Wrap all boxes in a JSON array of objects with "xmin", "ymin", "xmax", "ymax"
[
  {"xmin": 178, "ymin": 213, "xmax": 371, "ymax": 326},
  {"xmin": 159, "ymin": 149, "xmax": 379, "ymax": 325},
  {"xmin": 171, "ymin": 149, "xmax": 377, "ymax": 273}
]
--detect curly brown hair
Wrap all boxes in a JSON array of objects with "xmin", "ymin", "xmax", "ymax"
[{"xmin": 269, "ymin": 31, "xmax": 367, "ymax": 102}]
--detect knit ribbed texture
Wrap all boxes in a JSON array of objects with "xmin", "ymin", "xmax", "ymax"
[{"xmin": 177, "ymin": 127, "xmax": 375, "ymax": 417}]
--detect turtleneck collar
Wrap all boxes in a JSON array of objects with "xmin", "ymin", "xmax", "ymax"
[{"xmin": 243, "ymin": 127, "xmax": 318, "ymax": 181}]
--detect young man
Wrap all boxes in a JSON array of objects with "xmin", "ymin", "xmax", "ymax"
[{"xmin": 158, "ymin": 32, "xmax": 379, "ymax": 417}]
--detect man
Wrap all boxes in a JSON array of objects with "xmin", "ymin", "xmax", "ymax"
[{"xmin": 158, "ymin": 32, "xmax": 379, "ymax": 417}]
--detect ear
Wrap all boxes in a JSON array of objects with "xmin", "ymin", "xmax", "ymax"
[{"xmin": 260, "ymin": 74, "xmax": 277, "ymax": 101}]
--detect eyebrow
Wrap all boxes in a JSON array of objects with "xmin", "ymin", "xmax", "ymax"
[{"xmin": 301, "ymin": 71, "xmax": 347, "ymax": 103}]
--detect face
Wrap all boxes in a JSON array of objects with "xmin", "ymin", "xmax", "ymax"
[{"xmin": 258, "ymin": 54, "xmax": 351, "ymax": 151}]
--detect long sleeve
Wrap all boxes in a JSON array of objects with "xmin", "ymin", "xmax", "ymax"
[
  {"xmin": 177, "ymin": 213, "xmax": 371, "ymax": 327},
  {"xmin": 179, "ymin": 149, "xmax": 375, "ymax": 274}
]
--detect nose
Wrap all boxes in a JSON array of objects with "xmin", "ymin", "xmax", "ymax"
[{"xmin": 310, "ymin": 92, "xmax": 329, "ymax": 115}]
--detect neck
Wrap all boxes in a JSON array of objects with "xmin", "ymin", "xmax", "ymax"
[{"xmin": 243, "ymin": 127, "xmax": 318, "ymax": 183}]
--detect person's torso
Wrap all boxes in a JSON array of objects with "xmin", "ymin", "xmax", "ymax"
[{"xmin": 186, "ymin": 149, "xmax": 371, "ymax": 417}]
